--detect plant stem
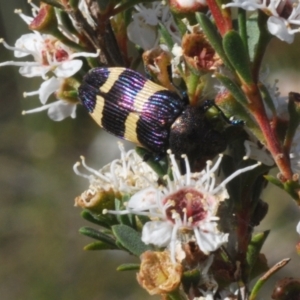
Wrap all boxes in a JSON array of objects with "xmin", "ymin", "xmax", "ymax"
[{"xmin": 243, "ymin": 84, "xmax": 293, "ymax": 180}]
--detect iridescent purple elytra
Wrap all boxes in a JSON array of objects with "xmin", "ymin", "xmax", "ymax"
[
  {"xmin": 78, "ymin": 67, "xmax": 227, "ymax": 166},
  {"xmin": 78, "ymin": 67, "xmax": 185, "ymax": 156}
]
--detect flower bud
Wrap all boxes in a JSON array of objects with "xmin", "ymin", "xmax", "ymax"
[
  {"xmin": 29, "ymin": 4, "xmax": 58, "ymax": 34},
  {"xmin": 169, "ymin": 0, "xmax": 207, "ymax": 14},
  {"xmin": 142, "ymin": 47, "xmax": 174, "ymax": 91},
  {"xmin": 75, "ymin": 187, "xmax": 120, "ymax": 214},
  {"xmin": 272, "ymin": 278, "xmax": 300, "ymax": 300}
]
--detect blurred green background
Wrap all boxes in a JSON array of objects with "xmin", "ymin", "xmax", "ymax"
[{"xmin": 0, "ymin": 1, "xmax": 299, "ymax": 299}]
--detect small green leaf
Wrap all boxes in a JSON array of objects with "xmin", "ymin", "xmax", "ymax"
[
  {"xmin": 223, "ymin": 30, "xmax": 253, "ymax": 84},
  {"xmin": 81, "ymin": 209, "xmax": 115, "ymax": 228},
  {"xmin": 246, "ymin": 14, "xmax": 260, "ymax": 61},
  {"xmin": 114, "ymin": 198, "xmax": 135, "ymax": 227},
  {"xmin": 259, "ymin": 83, "xmax": 277, "ymax": 116},
  {"xmin": 159, "ymin": 23, "xmax": 175, "ymax": 50},
  {"xmin": 215, "ymin": 73, "xmax": 248, "ymax": 106},
  {"xmin": 264, "ymin": 175, "xmax": 284, "ymax": 189},
  {"xmin": 55, "ymin": 9, "xmax": 78, "ymax": 35},
  {"xmin": 247, "ymin": 231, "xmax": 269, "ymax": 277},
  {"xmin": 195, "ymin": 13, "xmax": 234, "ymax": 73},
  {"xmin": 79, "ymin": 227, "xmax": 117, "ymax": 247},
  {"xmin": 117, "ymin": 263, "xmax": 140, "ymax": 271},
  {"xmin": 84, "ymin": 241, "xmax": 117, "ymax": 251},
  {"xmin": 112, "ymin": 224, "xmax": 152, "ymax": 256},
  {"xmin": 265, "ymin": 176, "xmax": 300, "ymax": 203},
  {"xmin": 283, "ymin": 180, "xmax": 300, "ymax": 202}
]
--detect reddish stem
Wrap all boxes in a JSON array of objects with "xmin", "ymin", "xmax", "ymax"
[
  {"xmin": 244, "ymin": 84, "xmax": 293, "ymax": 181},
  {"xmin": 206, "ymin": 0, "xmax": 232, "ymax": 36}
]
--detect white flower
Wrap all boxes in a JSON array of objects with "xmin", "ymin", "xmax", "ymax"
[
  {"xmin": 106, "ymin": 151, "xmax": 261, "ymax": 262},
  {"xmin": 127, "ymin": 2, "xmax": 180, "ymax": 50},
  {"xmin": 22, "ymin": 77, "xmax": 78, "ymax": 121},
  {"xmin": 0, "ymin": 5, "xmax": 99, "ymax": 121},
  {"xmin": 223, "ymin": 0, "xmax": 300, "ymax": 43},
  {"xmin": 0, "ymin": 35, "xmax": 98, "ymax": 79},
  {"xmin": 74, "ymin": 143, "xmax": 158, "ymax": 198}
]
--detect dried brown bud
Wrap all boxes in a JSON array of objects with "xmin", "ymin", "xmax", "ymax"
[
  {"xmin": 137, "ymin": 250, "xmax": 183, "ymax": 295},
  {"xmin": 142, "ymin": 47, "xmax": 175, "ymax": 91},
  {"xmin": 182, "ymin": 32, "xmax": 222, "ymax": 73}
]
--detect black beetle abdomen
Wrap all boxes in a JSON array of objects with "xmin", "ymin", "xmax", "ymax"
[{"xmin": 169, "ymin": 106, "xmax": 227, "ymax": 164}]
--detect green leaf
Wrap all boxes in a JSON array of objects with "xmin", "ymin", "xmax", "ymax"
[
  {"xmin": 215, "ymin": 73, "xmax": 248, "ymax": 106},
  {"xmin": 79, "ymin": 227, "xmax": 117, "ymax": 247},
  {"xmin": 264, "ymin": 175, "xmax": 284, "ymax": 189},
  {"xmin": 81, "ymin": 209, "xmax": 116, "ymax": 228},
  {"xmin": 159, "ymin": 23, "xmax": 175, "ymax": 50},
  {"xmin": 114, "ymin": 198, "xmax": 135, "ymax": 227},
  {"xmin": 247, "ymin": 231, "xmax": 269, "ymax": 277},
  {"xmin": 195, "ymin": 13, "xmax": 234, "ymax": 73},
  {"xmin": 265, "ymin": 176, "xmax": 300, "ymax": 203},
  {"xmin": 117, "ymin": 263, "xmax": 140, "ymax": 271},
  {"xmin": 112, "ymin": 224, "xmax": 152, "ymax": 256},
  {"xmin": 246, "ymin": 14, "xmax": 260, "ymax": 62},
  {"xmin": 84, "ymin": 241, "xmax": 118, "ymax": 251},
  {"xmin": 258, "ymin": 83, "xmax": 277, "ymax": 116},
  {"xmin": 223, "ymin": 30, "xmax": 253, "ymax": 84}
]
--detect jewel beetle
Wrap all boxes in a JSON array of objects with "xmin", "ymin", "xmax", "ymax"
[{"xmin": 78, "ymin": 67, "xmax": 229, "ymax": 168}]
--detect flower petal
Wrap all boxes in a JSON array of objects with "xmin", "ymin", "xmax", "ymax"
[
  {"xmin": 39, "ymin": 77, "xmax": 60, "ymax": 104},
  {"xmin": 142, "ymin": 221, "xmax": 173, "ymax": 247},
  {"xmin": 53, "ymin": 60, "xmax": 82, "ymax": 78},
  {"xmin": 47, "ymin": 100, "xmax": 77, "ymax": 121},
  {"xmin": 267, "ymin": 16, "xmax": 294, "ymax": 44}
]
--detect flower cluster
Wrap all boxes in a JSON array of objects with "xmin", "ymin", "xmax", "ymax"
[
  {"xmin": 224, "ymin": 0, "xmax": 300, "ymax": 43},
  {"xmin": 0, "ymin": 2, "xmax": 98, "ymax": 120}
]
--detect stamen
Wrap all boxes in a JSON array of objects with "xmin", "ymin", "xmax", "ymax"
[
  {"xmin": 69, "ymin": 49, "xmax": 100, "ymax": 59},
  {"xmin": 73, "ymin": 162, "xmax": 90, "ymax": 179},
  {"xmin": 168, "ymin": 150, "xmax": 181, "ymax": 181},
  {"xmin": 213, "ymin": 162, "xmax": 261, "ymax": 194},
  {"xmin": 243, "ymin": 140, "xmax": 251, "ymax": 160},
  {"xmin": 181, "ymin": 154, "xmax": 190, "ymax": 185},
  {"xmin": 14, "ymin": 9, "xmax": 33, "ymax": 25},
  {"xmin": 118, "ymin": 142, "xmax": 127, "ymax": 176},
  {"xmin": 208, "ymin": 174, "xmax": 216, "ymax": 192},
  {"xmin": 23, "ymin": 91, "xmax": 39, "ymax": 98},
  {"xmin": 28, "ymin": 0, "xmax": 39, "ymax": 11},
  {"xmin": 22, "ymin": 102, "xmax": 53, "ymax": 115},
  {"xmin": 79, "ymin": 156, "xmax": 109, "ymax": 182},
  {"xmin": 103, "ymin": 208, "xmax": 133, "ymax": 215},
  {"xmin": 170, "ymin": 223, "xmax": 179, "ymax": 263},
  {"xmin": 0, "ymin": 61, "xmax": 40, "ymax": 67}
]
